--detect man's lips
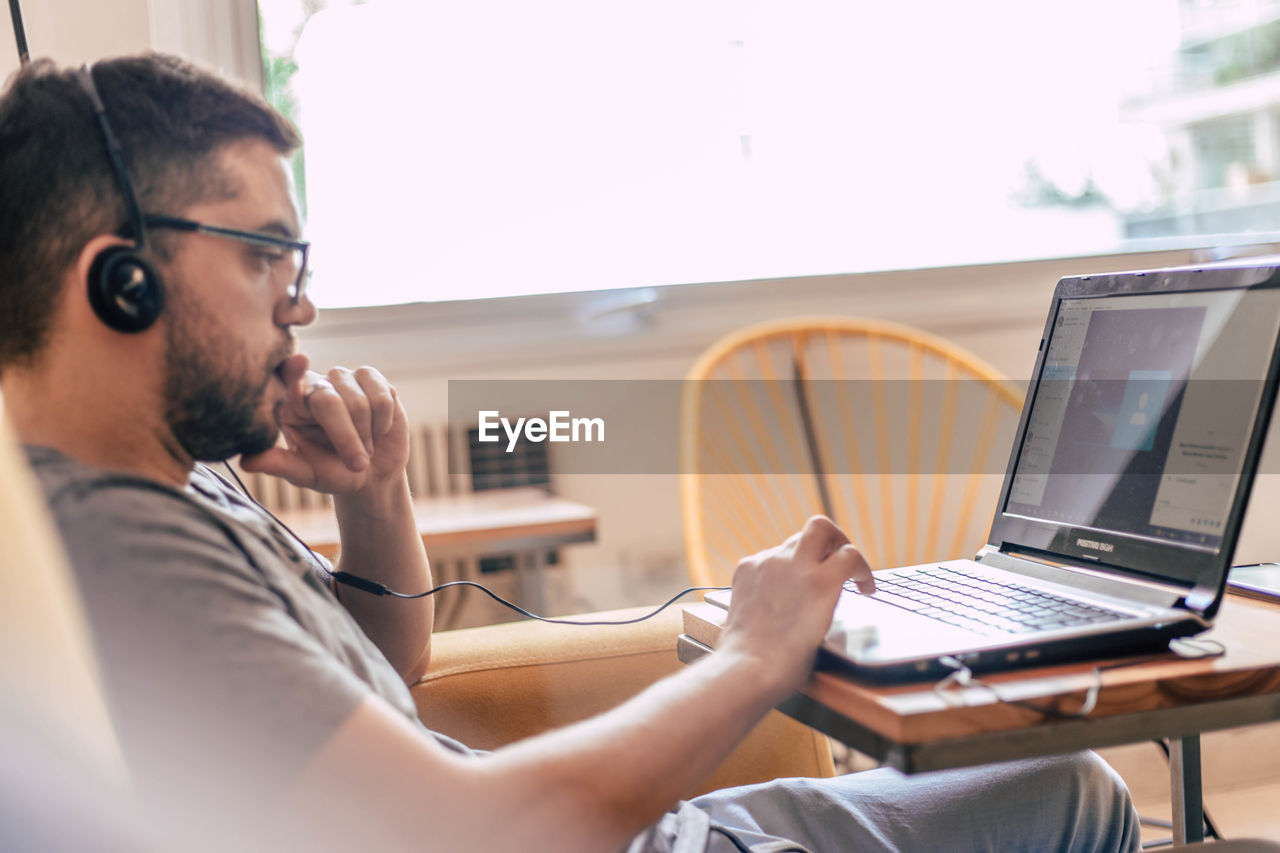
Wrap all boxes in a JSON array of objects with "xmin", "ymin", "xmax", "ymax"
[{"xmin": 274, "ymin": 352, "xmax": 311, "ymax": 387}]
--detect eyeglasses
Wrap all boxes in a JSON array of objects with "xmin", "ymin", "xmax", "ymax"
[{"xmin": 141, "ymin": 214, "xmax": 312, "ymax": 304}]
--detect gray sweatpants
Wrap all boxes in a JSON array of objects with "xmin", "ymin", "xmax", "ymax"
[{"xmin": 628, "ymin": 751, "xmax": 1140, "ymax": 852}]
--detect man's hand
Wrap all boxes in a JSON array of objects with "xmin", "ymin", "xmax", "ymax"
[
  {"xmin": 242, "ymin": 358, "xmax": 431, "ymax": 677},
  {"xmin": 241, "ymin": 357, "xmax": 410, "ymax": 496},
  {"xmin": 717, "ymin": 516, "xmax": 873, "ymax": 695}
]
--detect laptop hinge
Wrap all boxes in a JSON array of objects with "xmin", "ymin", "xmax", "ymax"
[
  {"xmin": 1182, "ymin": 583, "xmax": 1217, "ymax": 616},
  {"xmin": 976, "ymin": 544, "xmax": 1186, "ymax": 609}
]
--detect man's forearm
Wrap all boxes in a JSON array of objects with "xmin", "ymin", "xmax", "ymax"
[
  {"xmin": 333, "ymin": 474, "xmax": 434, "ymax": 681},
  {"xmin": 288, "ymin": 517, "xmax": 863, "ymax": 852},
  {"xmin": 471, "ymin": 644, "xmax": 796, "ymax": 849},
  {"xmin": 286, "ymin": 642, "xmax": 797, "ymax": 853}
]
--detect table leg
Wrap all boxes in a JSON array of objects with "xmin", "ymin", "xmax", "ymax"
[
  {"xmin": 1169, "ymin": 735, "xmax": 1204, "ymax": 846},
  {"xmin": 518, "ymin": 549, "xmax": 547, "ymax": 616},
  {"xmin": 439, "ymin": 557, "xmax": 470, "ymax": 630}
]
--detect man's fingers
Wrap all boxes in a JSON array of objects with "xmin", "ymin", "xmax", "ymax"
[
  {"xmin": 239, "ymin": 445, "xmax": 314, "ymax": 487},
  {"xmin": 279, "ymin": 353, "xmax": 311, "ymax": 400},
  {"xmin": 352, "ymin": 366, "xmax": 397, "ymax": 438},
  {"xmin": 794, "ymin": 515, "xmax": 850, "ymax": 562},
  {"xmin": 325, "ymin": 367, "xmax": 375, "ymax": 455},
  {"xmin": 828, "ymin": 543, "xmax": 875, "ymax": 595},
  {"xmin": 302, "ymin": 377, "xmax": 334, "ymax": 407},
  {"xmin": 793, "ymin": 517, "xmax": 874, "ymax": 593},
  {"xmin": 303, "ymin": 372, "xmax": 369, "ymax": 471},
  {"xmin": 240, "ymin": 436, "xmax": 365, "ymax": 493}
]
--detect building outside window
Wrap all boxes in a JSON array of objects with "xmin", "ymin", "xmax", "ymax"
[{"xmin": 1121, "ymin": 0, "xmax": 1280, "ymax": 240}]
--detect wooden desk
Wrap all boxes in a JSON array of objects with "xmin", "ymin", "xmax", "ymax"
[
  {"xmin": 275, "ymin": 486, "xmax": 597, "ymax": 561},
  {"xmin": 680, "ymin": 594, "xmax": 1280, "ymax": 846}
]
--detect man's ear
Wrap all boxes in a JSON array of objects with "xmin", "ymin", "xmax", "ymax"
[
  {"xmin": 62, "ymin": 235, "xmax": 127, "ymax": 323},
  {"xmin": 74, "ymin": 234, "xmax": 165, "ymax": 334},
  {"xmin": 72, "ymin": 235, "xmax": 132, "ymax": 289}
]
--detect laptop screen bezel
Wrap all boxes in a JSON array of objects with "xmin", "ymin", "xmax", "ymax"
[{"xmin": 986, "ymin": 261, "xmax": 1280, "ymax": 617}]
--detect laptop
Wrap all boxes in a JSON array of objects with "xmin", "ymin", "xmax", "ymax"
[{"xmin": 706, "ymin": 260, "xmax": 1280, "ymax": 681}]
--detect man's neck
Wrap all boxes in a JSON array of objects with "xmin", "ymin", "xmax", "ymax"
[{"xmin": 2, "ymin": 368, "xmax": 194, "ymax": 487}]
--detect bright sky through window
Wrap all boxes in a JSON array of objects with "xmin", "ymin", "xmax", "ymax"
[{"xmin": 261, "ymin": 1, "xmax": 1193, "ymax": 308}]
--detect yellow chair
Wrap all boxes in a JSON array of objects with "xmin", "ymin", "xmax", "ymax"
[
  {"xmin": 412, "ymin": 604, "xmax": 834, "ymax": 795},
  {"xmin": 681, "ymin": 316, "xmax": 1024, "ymax": 586},
  {"xmin": 0, "ymin": 411, "xmax": 160, "ymax": 849}
]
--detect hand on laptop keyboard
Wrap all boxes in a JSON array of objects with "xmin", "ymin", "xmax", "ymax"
[
  {"xmin": 719, "ymin": 516, "xmax": 874, "ymax": 693},
  {"xmin": 843, "ymin": 566, "xmax": 1127, "ymax": 637}
]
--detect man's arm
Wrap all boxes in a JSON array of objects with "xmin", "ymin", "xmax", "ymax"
[
  {"xmin": 283, "ymin": 516, "xmax": 873, "ymax": 853},
  {"xmin": 330, "ymin": 472, "xmax": 433, "ymax": 682},
  {"xmin": 242, "ymin": 362, "xmax": 433, "ymax": 682}
]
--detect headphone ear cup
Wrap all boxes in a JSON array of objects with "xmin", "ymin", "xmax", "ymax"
[{"xmin": 87, "ymin": 246, "xmax": 164, "ymax": 333}]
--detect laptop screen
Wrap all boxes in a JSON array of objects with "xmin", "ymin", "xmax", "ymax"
[{"xmin": 1003, "ymin": 284, "xmax": 1280, "ymax": 559}]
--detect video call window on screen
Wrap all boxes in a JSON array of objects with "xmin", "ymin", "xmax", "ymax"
[{"xmin": 1006, "ymin": 287, "xmax": 1280, "ymax": 552}]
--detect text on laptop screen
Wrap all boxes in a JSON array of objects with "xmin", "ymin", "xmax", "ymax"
[{"xmin": 1005, "ymin": 286, "xmax": 1280, "ymax": 552}]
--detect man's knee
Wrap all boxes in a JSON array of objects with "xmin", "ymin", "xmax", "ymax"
[
  {"xmin": 1060, "ymin": 751, "xmax": 1130, "ymax": 802},
  {"xmin": 1049, "ymin": 752, "xmax": 1140, "ymax": 851}
]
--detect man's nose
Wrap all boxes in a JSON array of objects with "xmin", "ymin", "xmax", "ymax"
[{"xmin": 276, "ymin": 290, "xmax": 318, "ymax": 328}]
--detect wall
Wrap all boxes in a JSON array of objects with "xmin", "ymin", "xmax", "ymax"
[
  {"xmin": 1, "ymin": 0, "xmax": 258, "ymax": 86},
  {"xmin": 2, "ymin": 0, "xmax": 150, "ymax": 78}
]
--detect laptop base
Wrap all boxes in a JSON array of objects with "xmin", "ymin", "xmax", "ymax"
[{"xmin": 819, "ymin": 617, "xmax": 1205, "ymax": 684}]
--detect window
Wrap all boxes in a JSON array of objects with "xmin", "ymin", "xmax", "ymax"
[{"xmin": 259, "ymin": 0, "xmax": 1280, "ymax": 308}]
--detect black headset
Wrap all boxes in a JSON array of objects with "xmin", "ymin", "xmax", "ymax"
[{"xmin": 75, "ymin": 65, "xmax": 165, "ymax": 333}]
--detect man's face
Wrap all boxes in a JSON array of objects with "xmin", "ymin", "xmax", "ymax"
[
  {"xmin": 161, "ymin": 294, "xmax": 293, "ymax": 462},
  {"xmin": 157, "ymin": 140, "xmax": 313, "ymax": 463}
]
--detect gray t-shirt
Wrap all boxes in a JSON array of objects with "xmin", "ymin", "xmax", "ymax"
[
  {"xmin": 27, "ymin": 447, "xmax": 726, "ymax": 852},
  {"xmin": 26, "ymin": 446, "xmax": 474, "ymax": 831}
]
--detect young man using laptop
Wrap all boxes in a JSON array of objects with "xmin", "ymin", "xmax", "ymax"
[{"xmin": 0, "ymin": 55, "xmax": 1139, "ymax": 851}]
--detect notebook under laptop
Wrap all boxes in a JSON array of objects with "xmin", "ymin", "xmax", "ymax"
[{"xmin": 705, "ymin": 260, "xmax": 1280, "ymax": 681}]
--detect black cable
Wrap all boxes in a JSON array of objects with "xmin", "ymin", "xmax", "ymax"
[
  {"xmin": 935, "ymin": 640, "xmax": 1227, "ymax": 721},
  {"xmin": 221, "ymin": 463, "xmax": 325, "ymax": 560},
  {"xmin": 331, "ymin": 570, "xmax": 727, "ymax": 625},
  {"xmin": 8, "ymin": 0, "xmax": 29, "ymax": 65},
  {"xmin": 221, "ymin": 462, "xmax": 728, "ymax": 626}
]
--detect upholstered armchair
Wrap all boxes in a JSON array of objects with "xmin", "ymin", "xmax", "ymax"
[{"xmin": 414, "ymin": 605, "xmax": 834, "ymax": 797}]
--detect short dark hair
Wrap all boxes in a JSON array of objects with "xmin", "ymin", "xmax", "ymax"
[{"xmin": 0, "ymin": 53, "xmax": 300, "ymax": 371}]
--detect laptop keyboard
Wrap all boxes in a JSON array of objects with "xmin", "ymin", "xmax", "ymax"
[{"xmin": 844, "ymin": 566, "xmax": 1130, "ymax": 636}]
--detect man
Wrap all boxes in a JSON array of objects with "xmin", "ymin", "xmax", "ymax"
[{"xmin": 0, "ymin": 55, "xmax": 1140, "ymax": 851}]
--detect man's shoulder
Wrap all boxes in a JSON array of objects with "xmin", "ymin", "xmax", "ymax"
[
  {"xmin": 23, "ymin": 446, "xmax": 255, "ymax": 570},
  {"xmin": 25, "ymin": 445, "xmax": 241, "ymax": 512},
  {"xmin": 25, "ymin": 445, "xmax": 197, "ymax": 521}
]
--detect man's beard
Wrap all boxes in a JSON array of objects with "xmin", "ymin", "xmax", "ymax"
[{"xmin": 162, "ymin": 308, "xmax": 285, "ymax": 463}]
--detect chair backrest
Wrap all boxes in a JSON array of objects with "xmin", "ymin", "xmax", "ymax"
[
  {"xmin": 0, "ymin": 406, "xmax": 164, "ymax": 849},
  {"xmin": 0, "ymin": 409, "xmax": 125, "ymax": 782},
  {"xmin": 680, "ymin": 317, "xmax": 1024, "ymax": 586}
]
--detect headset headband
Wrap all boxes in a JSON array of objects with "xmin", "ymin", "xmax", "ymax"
[{"xmin": 76, "ymin": 64, "xmax": 150, "ymax": 252}]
